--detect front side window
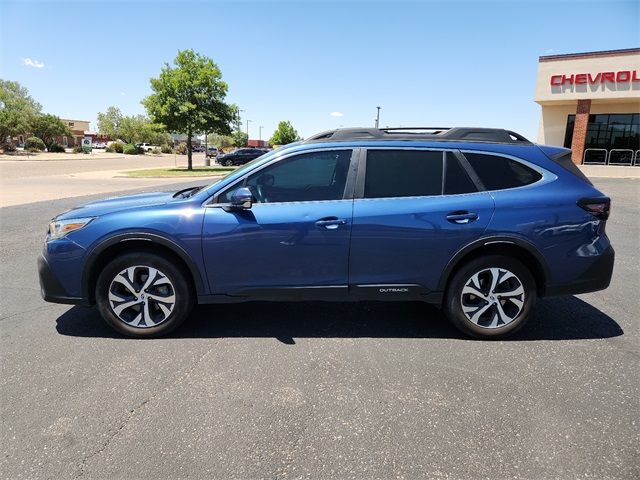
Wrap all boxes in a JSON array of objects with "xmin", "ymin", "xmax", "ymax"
[
  {"xmin": 219, "ymin": 150, "xmax": 352, "ymax": 203},
  {"xmin": 462, "ymin": 152, "xmax": 542, "ymax": 190},
  {"xmin": 364, "ymin": 149, "xmax": 443, "ymax": 199}
]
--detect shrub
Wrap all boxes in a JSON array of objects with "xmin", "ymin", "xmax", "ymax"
[
  {"xmin": 48, "ymin": 143, "xmax": 65, "ymax": 153},
  {"xmin": 175, "ymin": 142, "xmax": 187, "ymax": 155},
  {"xmin": 73, "ymin": 146, "xmax": 84, "ymax": 153},
  {"xmin": 151, "ymin": 147, "xmax": 162, "ymax": 154},
  {"xmin": 2, "ymin": 143, "xmax": 17, "ymax": 152},
  {"xmin": 160, "ymin": 144, "xmax": 173, "ymax": 154},
  {"xmin": 25, "ymin": 137, "xmax": 46, "ymax": 151},
  {"xmin": 123, "ymin": 144, "xmax": 139, "ymax": 155},
  {"xmin": 27, "ymin": 147, "xmax": 41, "ymax": 153},
  {"xmin": 106, "ymin": 142, "xmax": 124, "ymax": 153}
]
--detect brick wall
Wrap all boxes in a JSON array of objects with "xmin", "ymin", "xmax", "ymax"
[{"xmin": 570, "ymin": 99, "xmax": 591, "ymax": 164}]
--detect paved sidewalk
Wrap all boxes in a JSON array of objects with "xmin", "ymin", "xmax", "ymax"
[{"xmin": 0, "ymin": 152, "xmax": 218, "ymax": 207}]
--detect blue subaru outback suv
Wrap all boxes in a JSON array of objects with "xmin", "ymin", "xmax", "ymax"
[{"xmin": 38, "ymin": 127, "xmax": 614, "ymax": 339}]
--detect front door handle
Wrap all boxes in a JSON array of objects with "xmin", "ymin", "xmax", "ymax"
[
  {"xmin": 316, "ymin": 217, "xmax": 347, "ymax": 230},
  {"xmin": 446, "ymin": 211, "xmax": 479, "ymax": 224}
]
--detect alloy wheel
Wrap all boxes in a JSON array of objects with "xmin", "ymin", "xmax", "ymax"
[
  {"xmin": 108, "ymin": 265, "xmax": 176, "ymax": 328},
  {"xmin": 460, "ymin": 267, "xmax": 525, "ymax": 329}
]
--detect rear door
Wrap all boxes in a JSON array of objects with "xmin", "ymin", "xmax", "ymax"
[{"xmin": 349, "ymin": 148, "xmax": 494, "ymax": 296}]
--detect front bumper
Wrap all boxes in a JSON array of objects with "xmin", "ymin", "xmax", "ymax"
[
  {"xmin": 545, "ymin": 246, "xmax": 615, "ymax": 297},
  {"xmin": 38, "ymin": 255, "xmax": 86, "ymax": 305}
]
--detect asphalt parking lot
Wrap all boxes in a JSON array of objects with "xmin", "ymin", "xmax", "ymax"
[{"xmin": 1, "ymin": 178, "xmax": 638, "ymax": 479}]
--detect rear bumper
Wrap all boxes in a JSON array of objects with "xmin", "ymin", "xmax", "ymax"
[
  {"xmin": 544, "ymin": 246, "xmax": 615, "ymax": 297},
  {"xmin": 38, "ymin": 255, "xmax": 86, "ymax": 305}
]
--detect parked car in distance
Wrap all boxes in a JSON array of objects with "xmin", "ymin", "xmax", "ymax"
[
  {"xmin": 191, "ymin": 144, "xmax": 205, "ymax": 152},
  {"xmin": 38, "ymin": 126, "xmax": 614, "ymax": 339},
  {"xmin": 206, "ymin": 146, "xmax": 219, "ymax": 158},
  {"xmin": 92, "ymin": 142, "xmax": 106, "ymax": 149},
  {"xmin": 137, "ymin": 143, "xmax": 158, "ymax": 152},
  {"xmin": 216, "ymin": 148, "xmax": 267, "ymax": 166}
]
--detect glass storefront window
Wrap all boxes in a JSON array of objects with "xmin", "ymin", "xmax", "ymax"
[{"xmin": 564, "ymin": 113, "xmax": 640, "ymax": 165}]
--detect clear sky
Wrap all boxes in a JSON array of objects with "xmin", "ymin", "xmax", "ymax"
[{"xmin": 1, "ymin": 0, "xmax": 638, "ymax": 141}]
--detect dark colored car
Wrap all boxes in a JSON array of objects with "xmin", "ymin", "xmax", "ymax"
[
  {"xmin": 38, "ymin": 127, "xmax": 614, "ymax": 339},
  {"xmin": 217, "ymin": 148, "xmax": 268, "ymax": 166}
]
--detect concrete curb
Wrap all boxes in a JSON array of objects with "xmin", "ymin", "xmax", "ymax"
[{"xmin": 579, "ymin": 165, "xmax": 640, "ymax": 179}]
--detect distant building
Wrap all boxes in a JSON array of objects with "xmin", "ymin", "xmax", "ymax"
[
  {"xmin": 535, "ymin": 48, "xmax": 640, "ymax": 166},
  {"xmin": 58, "ymin": 119, "xmax": 92, "ymax": 147},
  {"xmin": 171, "ymin": 134, "xmax": 202, "ymax": 147},
  {"xmin": 248, "ymin": 139, "xmax": 268, "ymax": 148},
  {"xmin": 7, "ymin": 118, "xmax": 93, "ymax": 148}
]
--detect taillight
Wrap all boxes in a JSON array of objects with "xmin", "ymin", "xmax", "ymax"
[{"xmin": 578, "ymin": 197, "xmax": 611, "ymax": 221}]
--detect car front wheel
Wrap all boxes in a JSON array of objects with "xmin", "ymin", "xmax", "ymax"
[
  {"xmin": 96, "ymin": 252, "xmax": 194, "ymax": 338},
  {"xmin": 443, "ymin": 255, "xmax": 536, "ymax": 339},
  {"xmin": 225, "ymin": 159, "xmax": 233, "ymax": 166}
]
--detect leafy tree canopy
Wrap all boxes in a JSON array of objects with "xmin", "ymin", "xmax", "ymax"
[
  {"xmin": 143, "ymin": 49, "xmax": 234, "ymax": 169},
  {"xmin": 97, "ymin": 107, "xmax": 170, "ymax": 145},
  {"xmin": 0, "ymin": 79, "xmax": 41, "ymax": 143},
  {"xmin": 30, "ymin": 114, "xmax": 73, "ymax": 149},
  {"xmin": 269, "ymin": 121, "xmax": 300, "ymax": 146},
  {"xmin": 232, "ymin": 131, "xmax": 248, "ymax": 148}
]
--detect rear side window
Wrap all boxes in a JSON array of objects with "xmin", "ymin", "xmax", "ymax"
[
  {"xmin": 444, "ymin": 152, "xmax": 477, "ymax": 194},
  {"xmin": 463, "ymin": 152, "xmax": 542, "ymax": 190},
  {"xmin": 364, "ymin": 150, "xmax": 443, "ymax": 198}
]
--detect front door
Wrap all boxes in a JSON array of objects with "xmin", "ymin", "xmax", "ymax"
[{"xmin": 202, "ymin": 149, "xmax": 355, "ymax": 296}]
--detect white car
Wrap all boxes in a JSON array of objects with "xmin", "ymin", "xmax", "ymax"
[{"xmin": 137, "ymin": 143, "xmax": 157, "ymax": 152}]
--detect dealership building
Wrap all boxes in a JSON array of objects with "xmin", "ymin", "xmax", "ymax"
[{"xmin": 535, "ymin": 48, "xmax": 639, "ymax": 166}]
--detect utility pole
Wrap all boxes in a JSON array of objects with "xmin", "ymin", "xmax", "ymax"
[
  {"xmin": 375, "ymin": 106, "xmax": 381, "ymax": 128},
  {"xmin": 204, "ymin": 132, "xmax": 209, "ymax": 166},
  {"xmin": 259, "ymin": 125, "xmax": 263, "ymax": 141},
  {"xmin": 236, "ymin": 108, "xmax": 244, "ymax": 132},
  {"xmin": 246, "ymin": 119, "xmax": 252, "ymax": 140}
]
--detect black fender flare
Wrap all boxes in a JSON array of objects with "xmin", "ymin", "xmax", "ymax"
[
  {"xmin": 82, "ymin": 232, "xmax": 206, "ymax": 302},
  {"xmin": 436, "ymin": 235, "xmax": 551, "ymax": 293}
]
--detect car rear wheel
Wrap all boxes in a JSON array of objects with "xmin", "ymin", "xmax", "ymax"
[
  {"xmin": 225, "ymin": 159, "xmax": 233, "ymax": 166},
  {"xmin": 443, "ymin": 255, "xmax": 536, "ymax": 339},
  {"xmin": 96, "ymin": 252, "xmax": 194, "ymax": 338}
]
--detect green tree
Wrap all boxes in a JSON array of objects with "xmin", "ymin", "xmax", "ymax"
[
  {"xmin": 97, "ymin": 107, "xmax": 170, "ymax": 145},
  {"xmin": 207, "ymin": 133, "xmax": 234, "ymax": 149},
  {"xmin": 269, "ymin": 121, "xmax": 300, "ymax": 146},
  {"xmin": 30, "ymin": 114, "xmax": 73, "ymax": 149},
  {"xmin": 96, "ymin": 106, "xmax": 123, "ymax": 140},
  {"xmin": 0, "ymin": 80, "xmax": 41, "ymax": 145},
  {"xmin": 232, "ymin": 130, "xmax": 248, "ymax": 148},
  {"xmin": 143, "ymin": 49, "xmax": 234, "ymax": 170}
]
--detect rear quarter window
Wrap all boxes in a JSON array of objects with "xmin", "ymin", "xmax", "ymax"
[{"xmin": 462, "ymin": 152, "xmax": 542, "ymax": 190}]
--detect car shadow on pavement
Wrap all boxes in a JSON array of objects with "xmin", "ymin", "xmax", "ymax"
[{"xmin": 55, "ymin": 295, "xmax": 623, "ymax": 343}]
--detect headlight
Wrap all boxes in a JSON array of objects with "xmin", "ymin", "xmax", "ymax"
[{"xmin": 48, "ymin": 217, "xmax": 95, "ymax": 240}]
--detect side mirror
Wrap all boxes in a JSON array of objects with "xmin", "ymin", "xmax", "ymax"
[{"xmin": 229, "ymin": 187, "xmax": 253, "ymax": 210}]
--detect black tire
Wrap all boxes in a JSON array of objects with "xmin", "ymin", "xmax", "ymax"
[
  {"xmin": 96, "ymin": 252, "xmax": 194, "ymax": 338},
  {"xmin": 443, "ymin": 255, "xmax": 536, "ymax": 339},
  {"xmin": 225, "ymin": 159, "xmax": 233, "ymax": 166}
]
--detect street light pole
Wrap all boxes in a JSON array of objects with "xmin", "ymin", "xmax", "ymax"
[
  {"xmin": 246, "ymin": 119, "xmax": 252, "ymax": 140},
  {"xmin": 259, "ymin": 126, "xmax": 263, "ymax": 142},
  {"xmin": 375, "ymin": 106, "xmax": 381, "ymax": 128}
]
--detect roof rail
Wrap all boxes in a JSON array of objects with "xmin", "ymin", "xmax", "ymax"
[{"xmin": 303, "ymin": 127, "xmax": 531, "ymax": 144}]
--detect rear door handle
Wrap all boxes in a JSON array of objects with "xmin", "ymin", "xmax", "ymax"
[
  {"xmin": 316, "ymin": 217, "xmax": 347, "ymax": 230},
  {"xmin": 446, "ymin": 211, "xmax": 479, "ymax": 224}
]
